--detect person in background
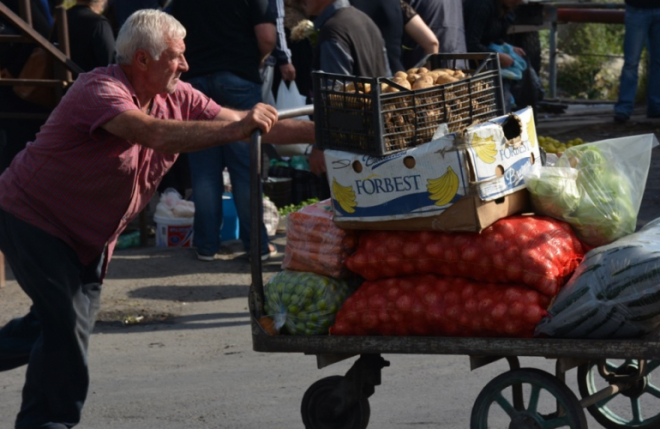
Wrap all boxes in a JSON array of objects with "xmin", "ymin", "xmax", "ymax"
[
  {"xmin": 463, "ymin": 0, "xmax": 526, "ymax": 111},
  {"xmin": 54, "ymin": 0, "xmax": 115, "ymax": 73},
  {"xmin": 402, "ymin": 0, "xmax": 467, "ymax": 69},
  {"xmin": 613, "ymin": 0, "xmax": 660, "ymax": 123},
  {"xmin": 400, "ymin": 0, "xmax": 439, "ymax": 68},
  {"xmin": 114, "ymin": 0, "xmax": 165, "ymax": 27},
  {"xmin": 170, "ymin": 0, "xmax": 281, "ymax": 262},
  {"xmin": 304, "ymin": 0, "xmax": 390, "ymax": 175},
  {"xmin": 264, "ymin": 0, "xmax": 297, "ymax": 102},
  {"xmin": 351, "ymin": 0, "xmax": 405, "ymax": 73},
  {"xmin": 0, "ymin": 0, "xmax": 53, "ymax": 174},
  {"xmin": 0, "ymin": 10, "xmax": 313, "ymax": 429}
]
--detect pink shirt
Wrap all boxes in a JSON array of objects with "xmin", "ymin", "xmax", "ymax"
[{"xmin": 0, "ymin": 65, "xmax": 221, "ymax": 270}]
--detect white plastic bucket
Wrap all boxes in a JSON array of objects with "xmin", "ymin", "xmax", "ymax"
[{"xmin": 154, "ymin": 215, "xmax": 194, "ymax": 248}]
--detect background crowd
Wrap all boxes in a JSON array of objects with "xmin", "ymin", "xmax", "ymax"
[{"xmin": 1, "ymin": 0, "xmax": 547, "ymax": 263}]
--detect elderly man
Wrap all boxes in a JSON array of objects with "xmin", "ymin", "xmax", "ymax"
[{"xmin": 0, "ymin": 9, "xmax": 313, "ymax": 429}]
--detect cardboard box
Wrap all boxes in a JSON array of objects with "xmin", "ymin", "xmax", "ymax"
[{"xmin": 324, "ymin": 106, "xmax": 540, "ymax": 232}]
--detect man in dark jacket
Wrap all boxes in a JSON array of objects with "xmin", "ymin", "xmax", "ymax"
[
  {"xmin": 304, "ymin": 0, "xmax": 390, "ymax": 175},
  {"xmin": 306, "ymin": 0, "xmax": 390, "ymax": 78}
]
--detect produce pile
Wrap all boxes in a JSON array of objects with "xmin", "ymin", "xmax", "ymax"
[
  {"xmin": 538, "ymin": 136, "xmax": 585, "ymax": 154},
  {"xmin": 282, "ymin": 200, "xmax": 357, "ymax": 279},
  {"xmin": 257, "ymin": 66, "xmax": 659, "ymax": 340},
  {"xmin": 264, "ymin": 270, "xmax": 354, "ymax": 335},
  {"xmin": 331, "ymin": 216, "xmax": 582, "ymax": 337},
  {"xmin": 331, "ymin": 275, "xmax": 549, "ymax": 338}
]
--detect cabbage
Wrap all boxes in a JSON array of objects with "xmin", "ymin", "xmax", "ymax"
[
  {"xmin": 528, "ymin": 144, "xmax": 639, "ymax": 247},
  {"xmin": 527, "ymin": 167, "xmax": 581, "ymax": 218},
  {"xmin": 568, "ymin": 173, "xmax": 637, "ymax": 247}
]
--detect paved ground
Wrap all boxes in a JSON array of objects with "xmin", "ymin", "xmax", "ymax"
[{"xmin": 1, "ymin": 106, "xmax": 659, "ymax": 428}]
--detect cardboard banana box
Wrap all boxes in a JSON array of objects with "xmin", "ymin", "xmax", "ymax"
[{"xmin": 325, "ymin": 106, "xmax": 540, "ymax": 232}]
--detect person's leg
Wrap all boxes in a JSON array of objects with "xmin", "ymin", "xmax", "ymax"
[
  {"xmin": 615, "ymin": 5, "xmax": 650, "ymax": 120},
  {"xmin": 646, "ymin": 7, "xmax": 660, "ymax": 117},
  {"xmin": 0, "ymin": 307, "xmax": 40, "ymax": 371},
  {"xmin": 187, "ymin": 75, "xmax": 226, "ymax": 258},
  {"xmin": 207, "ymin": 71, "xmax": 272, "ymax": 256},
  {"xmin": 0, "ymin": 208, "xmax": 103, "ymax": 429}
]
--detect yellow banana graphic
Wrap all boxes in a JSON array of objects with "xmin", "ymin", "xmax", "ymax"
[
  {"xmin": 427, "ymin": 166, "xmax": 459, "ymax": 206},
  {"xmin": 471, "ymin": 135, "xmax": 498, "ymax": 164},
  {"xmin": 527, "ymin": 116, "xmax": 537, "ymax": 148},
  {"xmin": 332, "ymin": 178, "xmax": 358, "ymax": 213}
]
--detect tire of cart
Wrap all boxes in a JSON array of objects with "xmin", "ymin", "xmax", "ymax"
[
  {"xmin": 577, "ymin": 359, "xmax": 660, "ymax": 429},
  {"xmin": 301, "ymin": 375, "xmax": 370, "ymax": 429},
  {"xmin": 470, "ymin": 367, "xmax": 588, "ymax": 429}
]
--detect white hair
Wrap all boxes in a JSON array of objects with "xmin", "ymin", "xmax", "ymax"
[{"xmin": 115, "ymin": 9, "xmax": 186, "ymax": 65}]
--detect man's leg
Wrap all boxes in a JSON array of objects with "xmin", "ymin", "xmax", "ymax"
[
  {"xmin": 0, "ymin": 208, "xmax": 103, "ymax": 429},
  {"xmin": 0, "ymin": 307, "xmax": 40, "ymax": 371},
  {"xmin": 646, "ymin": 7, "xmax": 660, "ymax": 117},
  {"xmin": 187, "ymin": 74, "xmax": 226, "ymax": 259},
  {"xmin": 614, "ymin": 5, "xmax": 650, "ymax": 120}
]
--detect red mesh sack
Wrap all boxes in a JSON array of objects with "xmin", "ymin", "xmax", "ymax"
[
  {"xmin": 282, "ymin": 199, "xmax": 357, "ymax": 278},
  {"xmin": 345, "ymin": 216, "xmax": 584, "ymax": 297},
  {"xmin": 330, "ymin": 274, "xmax": 549, "ymax": 338}
]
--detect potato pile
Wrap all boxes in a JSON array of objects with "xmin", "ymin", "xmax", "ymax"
[{"xmin": 325, "ymin": 66, "xmax": 497, "ymax": 154}]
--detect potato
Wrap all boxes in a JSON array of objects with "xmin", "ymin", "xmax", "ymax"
[
  {"xmin": 412, "ymin": 75, "xmax": 435, "ymax": 90},
  {"xmin": 435, "ymin": 74, "xmax": 459, "ymax": 85}
]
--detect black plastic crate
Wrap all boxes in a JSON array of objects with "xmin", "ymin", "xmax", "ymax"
[{"xmin": 312, "ymin": 53, "xmax": 505, "ymax": 156}]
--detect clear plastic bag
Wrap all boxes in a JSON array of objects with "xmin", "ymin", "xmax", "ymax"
[
  {"xmin": 525, "ymin": 134, "xmax": 658, "ymax": 247},
  {"xmin": 274, "ymin": 80, "xmax": 312, "ymax": 157},
  {"xmin": 535, "ymin": 218, "xmax": 660, "ymax": 339}
]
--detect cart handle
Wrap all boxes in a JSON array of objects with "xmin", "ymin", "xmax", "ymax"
[{"xmin": 250, "ymin": 105, "xmax": 315, "ymax": 318}]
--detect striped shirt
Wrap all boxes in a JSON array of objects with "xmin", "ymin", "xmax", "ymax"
[{"xmin": 0, "ymin": 64, "xmax": 221, "ymax": 268}]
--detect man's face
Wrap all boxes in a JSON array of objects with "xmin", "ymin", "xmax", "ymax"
[{"xmin": 147, "ymin": 38, "xmax": 189, "ymax": 95}]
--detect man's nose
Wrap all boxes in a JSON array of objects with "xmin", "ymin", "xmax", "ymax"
[{"xmin": 180, "ymin": 56, "xmax": 190, "ymax": 72}]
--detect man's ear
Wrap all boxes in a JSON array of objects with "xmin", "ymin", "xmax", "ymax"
[{"xmin": 134, "ymin": 50, "xmax": 150, "ymax": 71}]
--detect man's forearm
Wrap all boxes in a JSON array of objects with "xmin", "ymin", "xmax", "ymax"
[
  {"xmin": 263, "ymin": 119, "xmax": 315, "ymax": 145},
  {"xmin": 143, "ymin": 118, "xmax": 249, "ymax": 154}
]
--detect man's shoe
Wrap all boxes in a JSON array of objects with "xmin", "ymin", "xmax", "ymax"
[
  {"xmin": 261, "ymin": 244, "xmax": 278, "ymax": 261},
  {"xmin": 613, "ymin": 113, "xmax": 629, "ymax": 124},
  {"xmin": 247, "ymin": 244, "xmax": 278, "ymax": 262},
  {"xmin": 196, "ymin": 252, "xmax": 219, "ymax": 261}
]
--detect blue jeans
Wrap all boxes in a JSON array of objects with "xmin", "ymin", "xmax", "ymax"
[
  {"xmin": 0, "ymin": 208, "xmax": 104, "ymax": 429},
  {"xmin": 614, "ymin": 5, "xmax": 660, "ymax": 118},
  {"xmin": 187, "ymin": 71, "xmax": 270, "ymax": 256}
]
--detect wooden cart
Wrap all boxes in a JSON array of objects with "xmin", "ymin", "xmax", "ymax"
[{"xmin": 248, "ymin": 106, "xmax": 660, "ymax": 429}]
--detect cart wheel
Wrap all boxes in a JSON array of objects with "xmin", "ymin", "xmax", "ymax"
[
  {"xmin": 578, "ymin": 359, "xmax": 660, "ymax": 429},
  {"xmin": 471, "ymin": 368, "xmax": 587, "ymax": 429},
  {"xmin": 301, "ymin": 375, "xmax": 370, "ymax": 429}
]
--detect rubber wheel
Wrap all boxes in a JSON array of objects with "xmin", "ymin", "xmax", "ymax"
[
  {"xmin": 301, "ymin": 375, "xmax": 371, "ymax": 429},
  {"xmin": 578, "ymin": 359, "xmax": 660, "ymax": 429},
  {"xmin": 471, "ymin": 368, "xmax": 587, "ymax": 429}
]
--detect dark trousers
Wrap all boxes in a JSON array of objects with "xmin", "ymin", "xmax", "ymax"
[{"xmin": 0, "ymin": 208, "xmax": 104, "ymax": 429}]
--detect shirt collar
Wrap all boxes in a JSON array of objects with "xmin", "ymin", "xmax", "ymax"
[{"xmin": 314, "ymin": 0, "xmax": 350, "ymax": 30}]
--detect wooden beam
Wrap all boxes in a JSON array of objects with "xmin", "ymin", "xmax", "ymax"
[
  {"xmin": 0, "ymin": 251, "xmax": 5, "ymax": 288},
  {"xmin": 0, "ymin": 35, "xmax": 31, "ymax": 43},
  {"xmin": 0, "ymin": 78, "xmax": 69, "ymax": 87},
  {"xmin": 0, "ymin": 3, "xmax": 83, "ymax": 75}
]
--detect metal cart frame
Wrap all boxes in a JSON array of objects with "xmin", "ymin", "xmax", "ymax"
[{"xmin": 248, "ymin": 107, "xmax": 660, "ymax": 429}]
